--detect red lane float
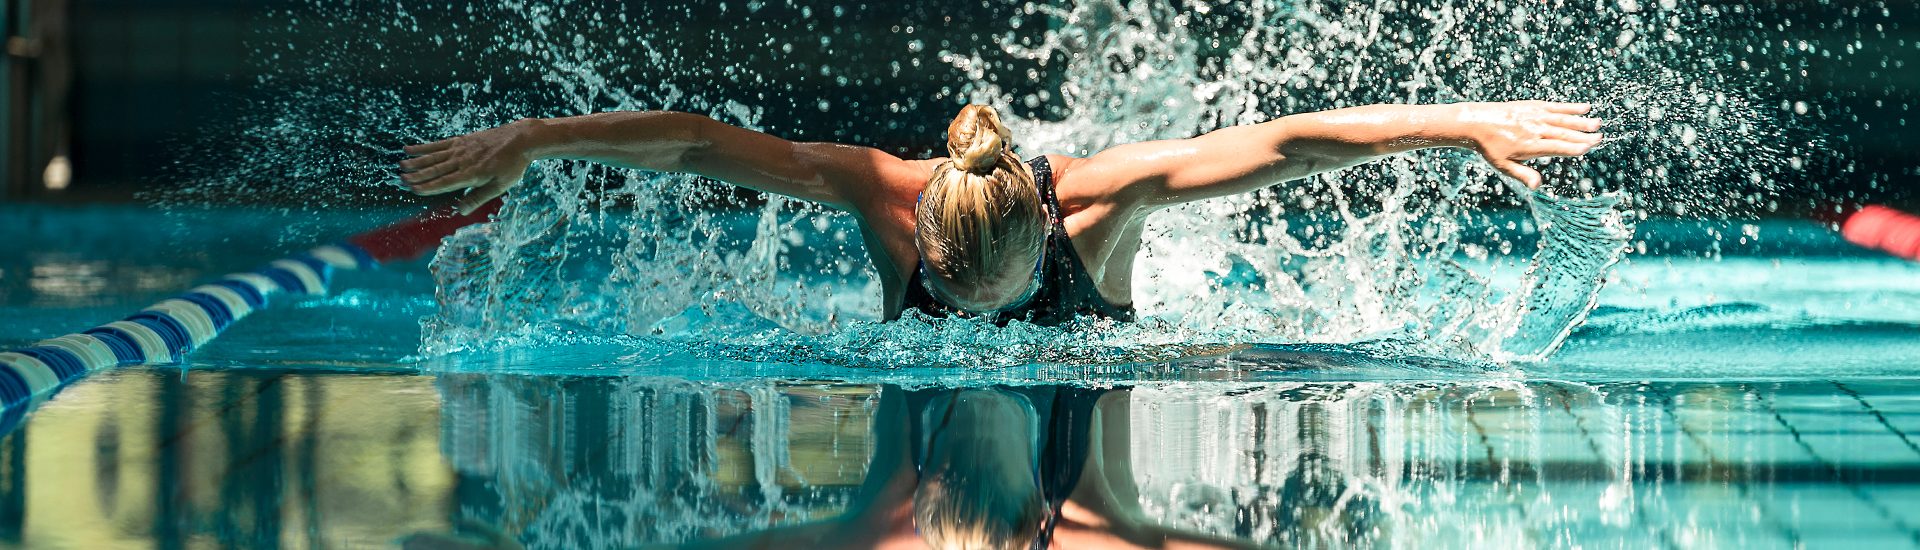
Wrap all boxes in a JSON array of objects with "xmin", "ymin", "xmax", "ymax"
[
  {"xmin": 1839, "ymin": 204, "xmax": 1920, "ymax": 262},
  {"xmin": 0, "ymin": 198, "xmax": 502, "ymax": 425}
]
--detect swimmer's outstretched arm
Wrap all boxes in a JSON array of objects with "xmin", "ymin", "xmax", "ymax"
[
  {"xmin": 1075, "ymin": 101, "xmax": 1602, "ymax": 209},
  {"xmin": 400, "ymin": 111, "xmax": 914, "ymax": 214}
]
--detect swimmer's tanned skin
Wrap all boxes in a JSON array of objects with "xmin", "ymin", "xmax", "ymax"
[{"xmin": 399, "ymin": 102, "xmax": 1602, "ymax": 319}]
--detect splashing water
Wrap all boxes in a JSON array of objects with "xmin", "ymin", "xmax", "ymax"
[{"xmin": 176, "ymin": 0, "xmax": 1832, "ymax": 368}]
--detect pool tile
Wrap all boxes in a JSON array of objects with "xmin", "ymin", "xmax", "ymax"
[
  {"xmin": 1776, "ymin": 410, "xmax": 1905, "ymax": 436},
  {"xmin": 1799, "ymin": 433, "xmax": 1920, "ymax": 466},
  {"xmin": 1551, "ymin": 521, "xmax": 1669, "ymax": 549},
  {"xmin": 1763, "ymin": 487, "xmax": 1900, "ymax": 533},
  {"xmin": 1865, "ymin": 401, "xmax": 1920, "ymax": 417},
  {"xmin": 1694, "ymin": 432, "xmax": 1818, "ymax": 467},
  {"xmin": 1793, "ymin": 532, "xmax": 1918, "ymax": 549},
  {"xmin": 1766, "ymin": 393, "xmax": 1862, "ymax": 415},
  {"xmin": 1666, "ymin": 529, "xmax": 1797, "ymax": 550},
  {"xmin": 1670, "ymin": 498, "xmax": 1777, "ymax": 529},
  {"xmin": 1672, "ymin": 406, "xmax": 1793, "ymax": 434},
  {"xmin": 1865, "ymin": 487, "xmax": 1920, "ymax": 526},
  {"xmin": 1880, "ymin": 413, "xmax": 1920, "ymax": 437},
  {"xmin": 1663, "ymin": 504, "xmax": 1799, "ymax": 549},
  {"xmin": 1844, "ymin": 384, "xmax": 1920, "ymax": 415}
]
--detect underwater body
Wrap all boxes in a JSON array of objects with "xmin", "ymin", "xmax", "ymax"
[{"xmin": 2, "ymin": 0, "xmax": 1918, "ymax": 548}]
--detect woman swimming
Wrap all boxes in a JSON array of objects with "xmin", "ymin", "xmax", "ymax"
[{"xmin": 400, "ymin": 101, "xmax": 1602, "ymax": 325}]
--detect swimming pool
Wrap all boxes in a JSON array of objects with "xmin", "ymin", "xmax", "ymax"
[{"xmin": 3, "ymin": 204, "xmax": 1917, "ymax": 548}]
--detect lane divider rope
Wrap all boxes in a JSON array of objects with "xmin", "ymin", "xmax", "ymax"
[{"xmin": 0, "ymin": 200, "xmax": 499, "ymax": 425}]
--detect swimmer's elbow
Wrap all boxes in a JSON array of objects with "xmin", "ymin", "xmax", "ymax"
[
  {"xmin": 1265, "ymin": 116, "xmax": 1391, "ymax": 160},
  {"xmin": 622, "ymin": 110, "xmax": 715, "ymax": 173},
  {"xmin": 659, "ymin": 112, "xmax": 709, "ymax": 172},
  {"xmin": 527, "ymin": 110, "xmax": 713, "ymax": 172}
]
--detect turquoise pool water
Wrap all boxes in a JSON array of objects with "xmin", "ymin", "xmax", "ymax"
[{"xmin": 2, "ymin": 204, "xmax": 1919, "ymax": 548}]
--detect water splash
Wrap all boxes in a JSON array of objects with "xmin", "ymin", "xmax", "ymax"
[
  {"xmin": 175, "ymin": 0, "xmax": 1833, "ymax": 367},
  {"xmin": 1494, "ymin": 190, "xmax": 1635, "ymax": 359}
]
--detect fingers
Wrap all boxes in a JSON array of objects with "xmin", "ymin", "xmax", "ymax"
[
  {"xmin": 1528, "ymin": 139, "xmax": 1598, "ymax": 158},
  {"xmin": 1540, "ymin": 126, "xmax": 1604, "ymax": 145},
  {"xmin": 1538, "ymin": 101, "xmax": 1593, "ymax": 115},
  {"xmin": 1494, "ymin": 160, "xmax": 1543, "ymax": 189},
  {"xmin": 399, "ymin": 149, "xmax": 454, "ymax": 171},
  {"xmin": 402, "ymin": 138, "xmax": 456, "ymax": 156},
  {"xmin": 400, "ymin": 158, "xmax": 460, "ymax": 185},
  {"xmin": 413, "ymin": 165, "xmax": 487, "ymax": 195},
  {"xmin": 1492, "ymin": 137, "xmax": 1597, "ymax": 190},
  {"xmin": 1542, "ymin": 113, "xmax": 1603, "ymax": 132},
  {"xmin": 457, "ymin": 178, "xmax": 516, "ymax": 215},
  {"xmin": 399, "ymin": 137, "xmax": 460, "ymax": 188}
]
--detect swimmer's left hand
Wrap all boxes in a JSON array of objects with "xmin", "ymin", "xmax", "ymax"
[
  {"xmin": 1455, "ymin": 101, "xmax": 1604, "ymax": 189},
  {"xmin": 399, "ymin": 119, "xmax": 539, "ymax": 214}
]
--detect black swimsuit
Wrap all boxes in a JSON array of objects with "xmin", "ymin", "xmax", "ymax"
[{"xmin": 899, "ymin": 156, "xmax": 1136, "ymax": 326}]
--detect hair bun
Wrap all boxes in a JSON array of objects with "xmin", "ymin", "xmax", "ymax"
[{"xmin": 947, "ymin": 105, "xmax": 1012, "ymax": 175}]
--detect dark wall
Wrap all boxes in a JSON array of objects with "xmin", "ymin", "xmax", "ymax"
[
  {"xmin": 51, "ymin": 0, "xmax": 1046, "ymax": 203},
  {"xmin": 68, "ymin": 0, "xmax": 252, "ymax": 197},
  {"xmin": 18, "ymin": 0, "xmax": 1920, "ymax": 212}
]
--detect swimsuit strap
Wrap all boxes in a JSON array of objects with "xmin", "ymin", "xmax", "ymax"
[
  {"xmin": 1030, "ymin": 156, "xmax": 1068, "ymax": 233},
  {"xmin": 1027, "ymin": 156, "xmax": 1136, "ymax": 323}
]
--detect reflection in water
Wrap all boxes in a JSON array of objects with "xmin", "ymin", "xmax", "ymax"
[
  {"xmin": 428, "ymin": 375, "xmax": 870, "ymax": 547},
  {"xmin": 0, "ymin": 370, "xmax": 452, "ymax": 549},
  {"xmin": 0, "ymin": 370, "xmax": 1915, "ymax": 548},
  {"xmin": 420, "ymin": 375, "xmax": 1920, "ymax": 548},
  {"xmin": 12, "ymin": 259, "xmax": 201, "ymax": 308}
]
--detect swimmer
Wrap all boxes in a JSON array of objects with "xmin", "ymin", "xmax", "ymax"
[{"xmin": 401, "ymin": 101, "xmax": 1602, "ymax": 325}]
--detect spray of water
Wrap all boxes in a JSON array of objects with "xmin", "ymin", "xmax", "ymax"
[{"xmin": 165, "ymin": 0, "xmax": 1834, "ymax": 368}]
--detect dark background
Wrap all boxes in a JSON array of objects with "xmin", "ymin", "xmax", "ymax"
[{"xmin": 2, "ymin": 0, "xmax": 1914, "ymax": 214}]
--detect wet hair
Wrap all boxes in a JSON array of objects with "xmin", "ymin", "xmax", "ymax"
[
  {"xmin": 915, "ymin": 105, "xmax": 1047, "ymax": 308},
  {"xmin": 913, "ymin": 471, "xmax": 1047, "ymax": 550},
  {"xmin": 912, "ymin": 391, "xmax": 1048, "ymax": 550}
]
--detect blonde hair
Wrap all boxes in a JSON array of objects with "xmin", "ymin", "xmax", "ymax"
[
  {"xmin": 912, "ymin": 390, "xmax": 1048, "ymax": 550},
  {"xmin": 915, "ymin": 105, "xmax": 1047, "ymax": 305},
  {"xmin": 913, "ymin": 471, "xmax": 1047, "ymax": 550}
]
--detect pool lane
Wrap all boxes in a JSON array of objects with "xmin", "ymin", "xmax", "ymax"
[{"xmin": 0, "ymin": 369, "xmax": 1915, "ymax": 549}]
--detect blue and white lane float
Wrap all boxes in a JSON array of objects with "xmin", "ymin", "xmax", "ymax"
[{"xmin": 0, "ymin": 200, "xmax": 500, "ymax": 429}]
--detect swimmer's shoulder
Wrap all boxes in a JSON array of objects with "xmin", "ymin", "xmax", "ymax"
[
  {"xmin": 839, "ymin": 156, "xmax": 939, "ymax": 214},
  {"xmin": 1049, "ymin": 154, "xmax": 1134, "ymax": 216},
  {"xmin": 1045, "ymin": 154, "xmax": 1088, "ymax": 177},
  {"xmin": 902, "ymin": 157, "xmax": 947, "ymax": 177}
]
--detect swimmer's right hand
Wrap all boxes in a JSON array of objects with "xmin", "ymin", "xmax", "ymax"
[
  {"xmin": 400, "ymin": 119, "xmax": 541, "ymax": 214},
  {"xmin": 1452, "ymin": 101, "xmax": 1604, "ymax": 189}
]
